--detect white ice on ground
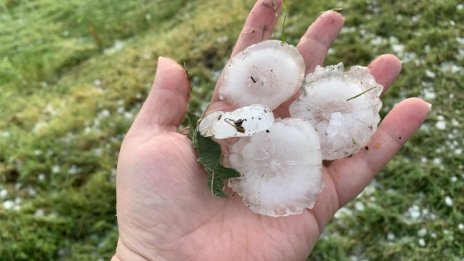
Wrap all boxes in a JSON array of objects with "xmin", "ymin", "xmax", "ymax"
[
  {"xmin": 219, "ymin": 40, "xmax": 305, "ymax": 110},
  {"xmin": 289, "ymin": 63, "xmax": 383, "ymax": 160},
  {"xmin": 227, "ymin": 118, "xmax": 323, "ymax": 217},
  {"xmin": 198, "ymin": 104, "xmax": 274, "ymax": 139}
]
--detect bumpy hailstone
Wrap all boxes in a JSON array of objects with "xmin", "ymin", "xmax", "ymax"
[
  {"xmin": 219, "ymin": 40, "xmax": 305, "ymax": 110},
  {"xmin": 198, "ymin": 104, "xmax": 274, "ymax": 139},
  {"xmin": 227, "ymin": 118, "xmax": 323, "ymax": 217},
  {"xmin": 289, "ymin": 63, "xmax": 383, "ymax": 160}
]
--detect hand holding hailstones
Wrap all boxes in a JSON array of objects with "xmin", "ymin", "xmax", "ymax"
[{"xmin": 199, "ymin": 40, "xmax": 383, "ymax": 217}]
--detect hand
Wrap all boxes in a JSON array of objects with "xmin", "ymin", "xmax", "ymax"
[{"xmin": 113, "ymin": 1, "xmax": 430, "ymax": 260}]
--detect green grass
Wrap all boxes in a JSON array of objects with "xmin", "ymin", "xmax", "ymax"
[{"xmin": 0, "ymin": 0, "xmax": 463, "ymax": 260}]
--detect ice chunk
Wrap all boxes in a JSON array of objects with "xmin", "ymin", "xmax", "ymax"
[
  {"xmin": 219, "ymin": 40, "xmax": 305, "ymax": 110},
  {"xmin": 289, "ymin": 63, "xmax": 383, "ymax": 160},
  {"xmin": 199, "ymin": 104, "xmax": 274, "ymax": 139},
  {"xmin": 227, "ymin": 118, "xmax": 323, "ymax": 217}
]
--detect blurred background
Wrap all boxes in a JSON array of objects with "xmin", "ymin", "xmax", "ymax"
[{"xmin": 0, "ymin": 0, "xmax": 462, "ymax": 260}]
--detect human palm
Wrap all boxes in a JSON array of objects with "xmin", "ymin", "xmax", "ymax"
[{"xmin": 113, "ymin": 1, "xmax": 429, "ymax": 260}]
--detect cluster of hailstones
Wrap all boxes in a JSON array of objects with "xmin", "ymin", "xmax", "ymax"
[{"xmin": 199, "ymin": 40, "xmax": 383, "ymax": 217}]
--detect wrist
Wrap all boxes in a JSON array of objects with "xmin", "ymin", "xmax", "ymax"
[{"xmin": 113, "ymin": 239, "xmax": 150, "ymax": 261}]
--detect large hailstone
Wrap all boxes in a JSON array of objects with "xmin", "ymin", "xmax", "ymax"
[
  {"xmin": 227, "ymin": 118, "xmax": 323, "ymax": 217},
  {"xmin": 198, "ymin": 104, "xmax": 274, "ymax": 139},
  {"xmin": 289, "ymin": 63, "xmax": 383, "ymax": 160},
  {"xmin": 219, "ymin": 40, "xmax": 305, "ymax": 110}
]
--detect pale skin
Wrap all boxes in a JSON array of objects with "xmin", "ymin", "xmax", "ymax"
[{"xmin": 113, "ymin": 1, "xmax": 430, "ymax": 260}]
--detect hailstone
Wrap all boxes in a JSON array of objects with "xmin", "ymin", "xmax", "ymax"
[
  {"xmin": 198, "ymin": 104, "xmax": 274, "ymax": 139},
  {"xmin": 219, "ymin": 40, "xmax": 305, "ymax": 110},
  {"xmin": 227, "ymin": 118, "xmax": 323, "ymax": 217},
  {"xmin": 289, "ymin": 63, "xmax": 383, "ymax": 160}
]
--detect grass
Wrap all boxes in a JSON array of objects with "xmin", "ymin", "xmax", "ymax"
[{"xmin": 0, "ymin": 0, "xmax": 463, "ymax": 260}]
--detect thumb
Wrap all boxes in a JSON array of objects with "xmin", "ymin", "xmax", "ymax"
[{"xmin": 131, "ymin": 57, "xmax": 190, "ymax": 132}]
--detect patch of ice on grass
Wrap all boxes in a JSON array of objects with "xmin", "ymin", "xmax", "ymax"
[
  {"xmin": 27, "ymin": 187, "xmax": 37, "ymax": 197},
  {"xmin": 417, "ymin": 228, "xmax": 427, "ymax": 237},
  {"xmin": 425, "ymin": 70, "xmax": 436, "ymax": 78},
  {"xmin": 68, "ymin": 165, "xmax": 80, "ymax": 175},
  {"xmin": 440, "ymin": 62, "xmax": 462, "ymax": 74},
  {"xmin": 435, "ymin": 120, "xmax": 446, "ymax": 130},
  {"xmin": 35, "ymin": 209, "xmax": 45, "ymax": 217},
  {"xmin": 3, "ymin": 198, "xmax": 21, "ymax": 211},
  {"xmin": 411, "ymin": 15, "xmax": 421, "ymax": 23},
  {"xmin": 444, "ymin": 196, "xmax": 453, "ymax": 206},
  {"xmin": 104, "ymin": 40, "xmax": 126, "ymax": 55},
  {"xmin": 3, "ymin": 200, "xmax": 14, "ymax": 209},
  {"xmin": 421, "ymin": 83, "xmax": 436, "ymax": 100},
  {"xmin": 355, "ymin": 202, "xmax": 365, "ymax": 211},
  {"xmin": 52, "ymin": 165, "xmax": 60, "ymax": 174},
  {"xmin": 1, "ymin": 131, "xmax": 11, "ymax": 138},
  {"xmin": 406, "ymin": 205, "xmax": 421, "ymax": 220},
  {"xmin": 433, "ymin": 157, "xmax": 442, "ymax": 165},
  {"xmin": 44, "ymin": 104, "xmax": 59, "ymax": 116},
  {"xmin": 38, "ymin": 173, "xmax": 46, "ymax": 182},
  {"xmin": 418, "ymin": 238, "xmax": 426, "ymax": 247},
  {"xmin": 387, "ymin": 232, "xmax": 395, "ymax": 241},
  {"xmin": 33, "ymin": 121, "xmax": 47, "ymax": 133},
  {"xmin": 98, "ymin": 109, "xmax": 111, "ymax": 119},
  {"xmin": 390, "ymin": 37, "xmax": 405, "ymax": 56},
  {"xmin": 334, "ymin": 207, "xmax": 353, "ymax": 219},
  {"xmin": 370, "ymin": 36, "xmax": 384, "ymax": 45},
  {"xmin": 0, "ymin": 188, "xmax": 7, "ymax": 198}
]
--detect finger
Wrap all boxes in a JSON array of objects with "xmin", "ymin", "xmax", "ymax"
[
  {"xmin": 212, "ymin": 0, "xmax": 282, "ymax": 103},
  {"xmin": 329, "ymin": 98, "xmax": 431, "ymax": 206},
  {"xmin": 230, "ymin": 0, "xmax": 282, "ymax": 58},
  {"xmin": 132, "ymin": 57, "xmax": 190, "ymax": 131},
  {"xmin": 368, "ymin": 54, "xmax": 402, "ymax": 95},
  {"xmin": 297, "ymin": 10, "xmax": 344, "ymax": 73}
]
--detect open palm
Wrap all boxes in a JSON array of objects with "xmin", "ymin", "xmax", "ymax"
[{"xmin": 113, "ymin": 1, "xmax": 429, "ymax": 260}]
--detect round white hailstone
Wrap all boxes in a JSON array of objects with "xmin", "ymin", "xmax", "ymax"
[
  {"xmin": 219, "ymin": 40, "xmax": 305, "ymax": 110},
  {"xmin": 199, "ymin": 104, "xmax": 274, "ymax": 139},
  {"xmin": 227, "ymin": 118, "xmax": 323, "ymax": 217},
  {"xmin": 289, "ymin": 63, "xmax": 383, "ymax": 160}
]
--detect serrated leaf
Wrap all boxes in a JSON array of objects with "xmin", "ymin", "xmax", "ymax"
[
  {"xmin": 187, "ymin": 111, "xmax": 240, "ymax": 198},
  {"xmin": 187, "ymin": 111, "xmax": 199, "ymax": 140}
]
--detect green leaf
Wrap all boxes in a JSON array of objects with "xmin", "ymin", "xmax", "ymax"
[{"xmin": 187, "ymin": 111, "xmax": 240, "ymax": 198}]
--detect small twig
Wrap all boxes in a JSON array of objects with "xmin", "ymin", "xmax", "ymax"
[
  {"xmin": 88, "ymin": 20, "xmax": 103, "ymax": 50},
  {"xmin": 183, "ymin": 62, "xmax": 193, "ymax": 98},
  {"xmin": 280, "ymin": 0, "xmax": 287, "ymax": 42},
  {"xmin": 261, "ymin": 24, "xmax": 267, "ymax": 41},
  {"xmin": 346, "ymin": 86, "xmax": 377, "ymax": 101},
  {"xmin": 224, "ymin": 118, "xmax": 245, "ymax": 133}
]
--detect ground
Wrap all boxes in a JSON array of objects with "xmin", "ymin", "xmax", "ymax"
[{"xmin": 0, "ymin": 0, "xmax": 463, "ymax": 260}]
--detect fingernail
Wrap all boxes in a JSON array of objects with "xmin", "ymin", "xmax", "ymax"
[
  {"xmin": 157, "ymin": 56, "xmax": 168, "ymax": 65},
  {"xmin": 426, "ymin": 102, "xmax": 432, "ymax": 111}
]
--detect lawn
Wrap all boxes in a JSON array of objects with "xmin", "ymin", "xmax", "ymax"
[{"xmin": 0, "ymin": 0, "xmax": 463, "ymax": 260}]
